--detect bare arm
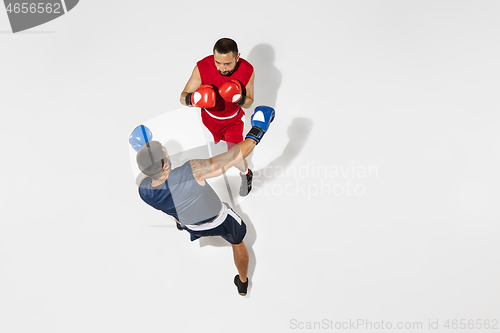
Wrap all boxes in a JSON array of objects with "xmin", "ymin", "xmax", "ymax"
[
  {"xmin": 180, "ymin": 66, "xmax": 202, "ymax": 106},
  {"xmin": 240, "ymin": 71, "xmax": 255, "ymax": 109},
  {"xmin": 191, "ymin": 138, "xmax": 257, "ymax": 184}
]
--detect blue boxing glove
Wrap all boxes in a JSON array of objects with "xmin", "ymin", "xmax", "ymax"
[
  {"xmin": 245, "ymin": 106, "xmax": 275, "ymax": 144},
  {"xmin": 129, "ymin": 125, "xmax": 153, "ymax": 152}
]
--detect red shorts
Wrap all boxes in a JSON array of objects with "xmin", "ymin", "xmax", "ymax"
[{"xmin": 201, "ymin": 108, "xmax": 245, "ymax": 149}]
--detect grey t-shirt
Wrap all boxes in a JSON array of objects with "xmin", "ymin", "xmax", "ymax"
[{"xmin": 138, "ymin": 161, "xmax": 221, "ymax": 226}]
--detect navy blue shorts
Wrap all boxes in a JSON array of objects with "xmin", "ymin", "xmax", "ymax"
[{"xmin": 184, "ymin": 205, "xmax": 246, "ymax": 245}]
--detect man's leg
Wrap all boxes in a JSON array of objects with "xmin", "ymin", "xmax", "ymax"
[
  {"xmin": 224, "ymin": 110, "xmax": 247, "ymax": 173},
  {"xmin": 225, "ymin": 123, "xmax": 253, "ymax": 197},
  {"xmin": 227, "ymin": 141, "xmax": 248, "ymax": 173},
  {"xmin": 224, "ymin": 113, "xmax": 252, "ymax": 197},
  {"xmin": 232, "ymin": 241, "xmax": 248, "ymax": 282},
  {"xmin": 223, "ymin": 208, "xmax": 249, "ymax": 295}
]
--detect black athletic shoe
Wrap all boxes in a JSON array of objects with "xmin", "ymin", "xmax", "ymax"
[
  {"xmin": 239, "ymin": 169, "xmax": 253, "ymax": 197},
  {"xmin": 176, "ymin": 221, "xmax": 183, "ymax": 231},
  {"xmin": 234, "ymin": 275, "xmax": 248, "ymax": 296}
]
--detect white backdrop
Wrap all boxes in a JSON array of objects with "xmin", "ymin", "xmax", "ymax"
[{"xmin": 1, "ymin": 1, "xmax": 500, "ymax": 332}]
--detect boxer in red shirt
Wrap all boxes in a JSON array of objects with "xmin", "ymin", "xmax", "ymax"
[{"xmin": 180, "ymin": 38, "xmax": 255, "ymax": 196}]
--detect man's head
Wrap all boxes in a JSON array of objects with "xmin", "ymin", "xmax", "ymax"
[
  {"xmin": 136, "ymin": 140, "xmax": 171, "ymax": 179},
  {"xmin": 213, "ymin": 38, "xmax": 240, "ymax": 76}
]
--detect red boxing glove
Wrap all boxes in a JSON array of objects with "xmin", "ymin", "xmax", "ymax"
[
  {"xmin": 191, "ymin": 85, "xmax": 216, "ymax": 108},
  {"xmin": 219, "ymin": 79, "xmax": 243, "ymax": 104}
]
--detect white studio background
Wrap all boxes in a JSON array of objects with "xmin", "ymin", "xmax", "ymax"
[{"xmin": 1, "ymin": 1, "xmax": 500, "ymax": 332}]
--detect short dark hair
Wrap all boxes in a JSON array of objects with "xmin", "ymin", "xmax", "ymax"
[
  {"xmin": 213, "ymin": 38, "xmax": 238, "ymax": 57},
  {"xmin": 136, "ymin": 141, "xmax": 168, "ymax": 179}
]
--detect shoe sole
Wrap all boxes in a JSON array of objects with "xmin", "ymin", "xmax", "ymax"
[{"xmin": 234, "ymin": 275, "xmax": 248, "ymax": 296}]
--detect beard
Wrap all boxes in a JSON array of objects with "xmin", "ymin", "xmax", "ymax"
[
  {"xmin": 219, "ymin": 62, "xmax": 239, "ymax": 77},
  {"xmin": 219, "ymin": 69, "xmax": 235, "ymax": 77}
]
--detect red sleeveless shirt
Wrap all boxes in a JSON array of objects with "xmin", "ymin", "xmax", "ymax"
[{"xmin": 197, "ymin": 55, "xmax": 254, "ymax": 117}]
